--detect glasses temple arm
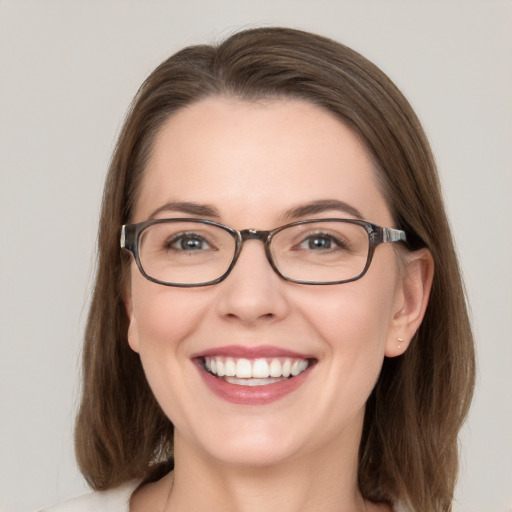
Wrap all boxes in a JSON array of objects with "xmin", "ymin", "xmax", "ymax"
[{"xmin": 382, "ymin": 227, "xmax": 407, "ymax": 243}]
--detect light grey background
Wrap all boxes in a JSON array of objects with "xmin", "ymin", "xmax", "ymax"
[{"xmin": 1, "ymin": 1, "xmax": 511, "ymax": 511}]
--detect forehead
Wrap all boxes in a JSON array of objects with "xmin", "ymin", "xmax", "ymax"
[{"xmin": 135, "ymin": 97, "xmax": 392, "ymax": 227}]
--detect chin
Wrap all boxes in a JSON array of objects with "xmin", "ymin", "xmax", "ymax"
[{"xmin": 174, "ymin": 414, "xmax": 311, "ymax": 469}]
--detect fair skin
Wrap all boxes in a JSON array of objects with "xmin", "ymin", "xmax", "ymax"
[{"xmin": 126, "ymin": 97, "xmax": 432, "ymax": 512}]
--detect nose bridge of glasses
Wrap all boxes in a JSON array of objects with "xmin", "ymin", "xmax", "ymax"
[
  {"xmin": 233, "ymin": 228, "xmax": 275, "ymax": 272},
  {"xmin": 240, "ymin": 228, "xmax": 271, "ymax": 243}
]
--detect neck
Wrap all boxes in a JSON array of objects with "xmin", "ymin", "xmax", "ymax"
[{"xmin": 162, "ymin": 429, "xmax": 371, "ymax": 512}]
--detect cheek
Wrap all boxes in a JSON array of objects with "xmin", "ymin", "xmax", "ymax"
[
  {"xmin": 296, "ymin": 267, "xmax": 399, "ymax": 372},
  {"xmin": 303, "ymin": 283, "xmax": 394, "ymax": 344},
  {"xmin": 283, "ymin": 276, "xmax": 399, "ymax": 440},
  {"xmin": 128, "ymin": 273, "xmax": 210, "ymax": 353},
  {"xmin": 126, "ymin": 277, "xmax": 213, "ymax": 422}
]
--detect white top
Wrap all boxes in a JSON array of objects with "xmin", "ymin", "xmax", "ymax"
[
  {"xmin": 41, "ymin": 480, "xmax": 406, "ymax": 511},
  {"xmin": 40, "ymin": 481, "xmax": 140, "ymax": 512}
]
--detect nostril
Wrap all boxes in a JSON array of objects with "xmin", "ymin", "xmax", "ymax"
[{"xmin": 225, "ymin": 311, "xmax": 275, "ymax": 321}]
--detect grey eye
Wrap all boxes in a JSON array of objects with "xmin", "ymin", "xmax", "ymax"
[
  {"xmin": 304, "ymin": 236, "xmax": 333, "ymax": 250},
  {"xmin": 169, "ymin": 234, "xmax": 212, "ymax": 251}
]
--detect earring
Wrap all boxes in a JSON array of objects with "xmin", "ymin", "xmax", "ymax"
[{"xmin": 397, "ymin": 337, "xmax": 404, "ymax": 348}]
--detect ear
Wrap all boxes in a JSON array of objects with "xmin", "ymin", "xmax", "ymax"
[
  {"xmin": 385, "ymin": 248, "xmax": 434, "ymax": 357},
  {"xmin": 123, "ymin": 282, "xmax": 140, "ymax": 354}
]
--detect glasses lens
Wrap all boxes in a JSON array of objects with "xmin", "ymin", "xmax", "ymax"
[
  {"xmin": 270, "ymin": 221, "xmax": 370, "ymax": 283},
  {"xmin": 138, "ymin": 221, "xmax": 236, "ymax": 285}
]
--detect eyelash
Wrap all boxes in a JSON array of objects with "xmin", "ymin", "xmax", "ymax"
[
  {"xmin": 166, "ymin": 232, "xmax": 214, "ymax": 251},
  {"xmin": 295, "ymin": 232, "xmax": 351, "ymax": 251}
]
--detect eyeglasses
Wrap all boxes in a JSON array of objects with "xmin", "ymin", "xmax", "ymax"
[{"xmin": 120, "ymin": 218, "xmax": 406, "ymax": 287}]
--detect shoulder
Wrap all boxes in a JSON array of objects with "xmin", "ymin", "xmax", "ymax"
[{"xmin": 40, "ymin": 480, "xmax": 140, "ymax": 512}]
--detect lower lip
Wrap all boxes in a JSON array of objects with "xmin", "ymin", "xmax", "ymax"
[{"xmin": 195, "ymin": 361, "xmax": 313, "ymax": 405}]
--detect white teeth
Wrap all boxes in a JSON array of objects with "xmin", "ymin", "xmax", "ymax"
[
  {"xmin": 224, "ymin": 358, "xmax": 236, "ymax": 377},
  {"xmin": 253, "ymin": 359, "xmax": 270, "ymax": 378},
  {"xmin": 236, "ymin": 358, "xmax": 252, "ymax": 378},
  {"xmin": 204, "ymin": 356, "xmax": 310, "ymax": 380},
  {"xmin": 291, "ymin": 360, "xmax": 308, "ymax": 376},
  {"xmin": 291, "ymin": 360, "xmax": 300, "ymax": 376},
  {"xmin": 216, "ymin": 359, "xmax": 225, "ymax": 377},
  {"xmin": 282, "ymin": 360, "xmax": 291, "ymax": 377},
  {"xmin": 269, "ymin": 359, "xmax": 282, "ymax": 378},
  {"xmin": 224, "ymin": 377, "xmax": 285, "ymax": 387}
]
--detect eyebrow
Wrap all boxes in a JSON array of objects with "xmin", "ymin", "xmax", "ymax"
[
  {"xmin": 149, "ymin": 201, "xmax": 221, "ymax": 220},
  {"xmin": 148, "ymin": 199, "xmax": 364, "ymax": 222},
  {"xmin": 282, "ymin": 199, "xmax": 365, "ymax": 221}
]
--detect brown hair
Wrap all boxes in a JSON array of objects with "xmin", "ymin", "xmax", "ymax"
[{"xmin": 75, "ymin": 27, "xmax": 475, "ymax": 511}]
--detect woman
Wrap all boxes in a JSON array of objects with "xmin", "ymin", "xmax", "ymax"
[{"xmin": 46, "ymin": 27, "xmax": 474, "ymax": 512}]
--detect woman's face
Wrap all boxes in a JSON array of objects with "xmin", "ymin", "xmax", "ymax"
[{"xmin": 126, "ymin": 97, "xmax": 410, "ymax": 468}]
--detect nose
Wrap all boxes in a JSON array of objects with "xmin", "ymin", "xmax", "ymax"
[{"xmin": 214, "ymin": 238, "xmax": 291, "ymax": 325}]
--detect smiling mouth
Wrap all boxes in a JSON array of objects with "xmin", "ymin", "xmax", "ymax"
[{"xmin": 202, "ymin": 357, "xmax": 313, "ymax": 387}]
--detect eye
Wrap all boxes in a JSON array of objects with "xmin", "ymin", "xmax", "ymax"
[
  {"xmin": 168, "ymin": 232, "xmax": 213, "ymax": 251},
  {"xmin": 302, "ymin": 235, "xmax": 333, "ymax": 250},
  {"xmin": 298, "ymin": 233, "xmax": 346, "ymax": 251}
]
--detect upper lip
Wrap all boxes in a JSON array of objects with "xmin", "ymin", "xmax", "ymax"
[{"xmin": 190, "ymin": 344, "xmax": 313, "ymax": 360}]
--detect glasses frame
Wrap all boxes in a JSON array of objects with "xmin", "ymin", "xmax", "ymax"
[{"xmin": 121, "ymin": 218, "xmax": 407, "ymax": 287}]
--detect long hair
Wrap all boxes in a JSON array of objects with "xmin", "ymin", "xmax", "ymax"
[{"xmin": 75, "ymin": 27, "xmax": 475, "ymax": 511}]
